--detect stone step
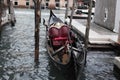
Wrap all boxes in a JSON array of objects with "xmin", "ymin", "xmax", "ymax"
[
  {"xmin": 65, "ymin": 18, "xmax": 118, "ymax": 45},
  {"xmin": 114, "ymin": 57, "xmax": 120, "ymax": 69}
]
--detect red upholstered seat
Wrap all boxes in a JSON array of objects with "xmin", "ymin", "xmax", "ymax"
[
  {"xmin": 49, "ymin": 27, "xmax": 59, "ymax": 38},
  {"xmin": 48, "ymin": 25, "xmax": 70, "ymax": 46},
  {"xmin": 60, "ymin": 25, "xmax": 69, "ymax": 37}
]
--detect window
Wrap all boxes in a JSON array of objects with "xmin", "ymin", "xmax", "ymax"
[
  {"xmin": 26, "ymin": 0, "xmax": 29, "ymax": 6},
  {"xmin": 56, "ymin": 3, "xmax": 59, "ymax": 7},
  {"xmin": 65, "ymin": 3, "xmax": 67, "ymax": 7},
  {"xmin": 46, "ymin": 3, "xmax": 48, "ymax": 6},
  {"xmin": 14, "ymin": 2, "xmax": 18, "ymax": 5},
  {"xmin": 55, "ymin": 0, "xmax": 59, "ymax": 2},
  {"xmin": 26, "ymin": 2, "xmax": 29, "ymax": 6}
]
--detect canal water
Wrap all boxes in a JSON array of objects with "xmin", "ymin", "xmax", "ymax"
[{"xmin": 0, "ymin": 9, "xmax": 118, "ymax": 80}]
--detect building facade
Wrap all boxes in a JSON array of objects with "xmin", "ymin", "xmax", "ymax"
[
  {"xmin": 3, "ymin": 0, "xmax": 96, "ymax": 9},
  {"xmin": 9, "ymin": 0, "xmax": 74, "ymax": 9},
  {"xmin": 12, "ymin": 0, "xmax": 34, "ymax": 8}
]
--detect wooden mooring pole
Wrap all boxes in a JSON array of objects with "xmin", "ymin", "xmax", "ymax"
[
  {"xmin": 84, "ymin": 0, "xmax": 92, "ymax": 65},
  {"xmin": 65, "ymin": 0, "xmax": 69, "ymax": 19},
  {"xmin": 0, "ymin": 1, "xmax": 6, "ymax": 28},
  {"xmin": 69, "ymin": 0, "xmax": 76, "ymax": 26},
  {"xmin": 33, "ymin": 0, "xmax": 41, "ymax": 62},
  {"xmin": 0, "ymin": 1, "xmax": 2, "ymax": 28},
  {"xmin": 8, "ymin": 0, "xmax": 16, "ymax": 26},
  {"xmin": 118, "ymin": 22, "xmax": 120, "ymax": 43}
]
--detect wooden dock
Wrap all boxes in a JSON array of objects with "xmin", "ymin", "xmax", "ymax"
[
  {"xmin": 114, "ymin": 57, "xmax": 120, "ymax": 69},
  {"xmin": 114, "ymin": 57, "xmax": 120, "ymax": 79},
  {"xmin": 65, "ymin": 18, "xmax": 118, "ymax": 45}
]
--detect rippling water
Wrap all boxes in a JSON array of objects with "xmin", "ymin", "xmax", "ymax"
[
  {"xmin": 0, "ymin": 9, "xmax": 73, "ymax": 80},
  {"xmin": 0, "ymin": 9, "xmax": 118, "ymax": 80}
]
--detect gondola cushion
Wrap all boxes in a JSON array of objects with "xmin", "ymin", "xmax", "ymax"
[
  {"xmin": 49, "ymin": 27, "xmax": 59, "ymax": 38},
  {"xmin": 60, "ymin": 25, "xmax": 69, "ymax": 37},
  {"xmin": 49, "ymin": 25, "xmax": 70, "ymax": 46}
]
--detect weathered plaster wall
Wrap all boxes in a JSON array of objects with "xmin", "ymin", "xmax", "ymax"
[{"xmin": 94, "ymin": 0, "xmax": 116, "ymax": 31}]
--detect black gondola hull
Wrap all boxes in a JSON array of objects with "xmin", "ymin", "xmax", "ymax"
[{"xmin": 44, "ymin": 10, "xmax": 86, "ymax": 80}]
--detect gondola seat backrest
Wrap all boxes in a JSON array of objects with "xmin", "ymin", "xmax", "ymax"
[
  {"xmin": 49, "ymin": 25, "xmax": 70, "ymax": 46},
  {"xmin": 60, "ymin": 25, "xmax": 69, "ymax": 37},
  {"xmin": 49, "ymin": 27, "xmax": 59, "ymax": 38}
]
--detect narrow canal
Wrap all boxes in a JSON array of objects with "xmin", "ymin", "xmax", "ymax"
[{"xmin": 0, "ymin": 9, "xmax": 118, "ymax": 80}]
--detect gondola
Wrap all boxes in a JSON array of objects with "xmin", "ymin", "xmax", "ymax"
[{"xmin": 43, "ymin": 10, "xmax": 86, "ymax": 77}]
